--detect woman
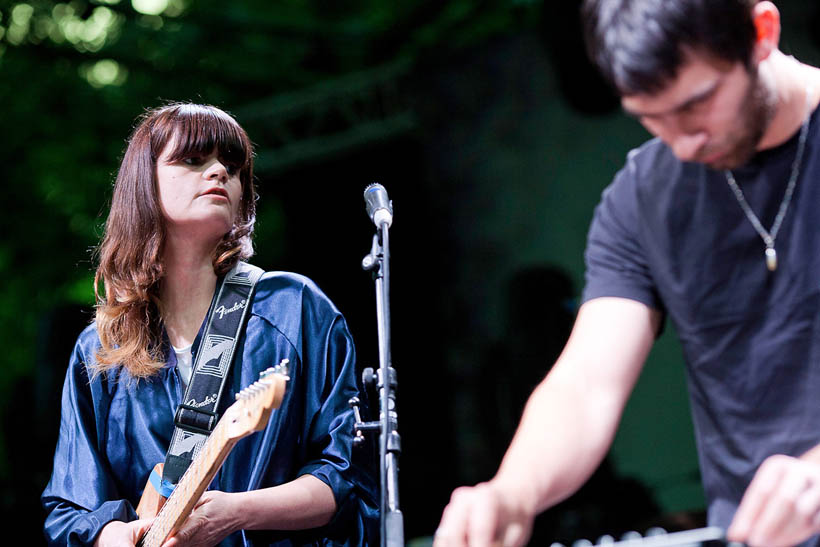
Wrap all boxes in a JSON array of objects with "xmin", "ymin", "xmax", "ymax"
[{"xmin": 41, "ymin": 103, "xmax": 377, "ymax": 546}]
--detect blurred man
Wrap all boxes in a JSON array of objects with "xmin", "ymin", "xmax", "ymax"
[{"xmin": 436, "ymin": 1, "xmax": 820, "ymax": 546}]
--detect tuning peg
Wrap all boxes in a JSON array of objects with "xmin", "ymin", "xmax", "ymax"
[{"xmin": 274, "ymin": 358, "xmax": 290, "ymax": 376}]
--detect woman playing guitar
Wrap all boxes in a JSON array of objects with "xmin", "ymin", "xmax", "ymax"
[{"xmin": 41, "ymin": 103, "xmax": 376, "ymax": 546}]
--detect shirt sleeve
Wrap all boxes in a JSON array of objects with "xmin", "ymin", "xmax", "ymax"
[
  {"xmin": 582, "ymin": 155, "xmax": 664, "ymax": 312},
  {"xmin": 297, "ymin": 311, "xmax": 378, "ymax": 540},
  {"xmin": 41, "ymin": 336, "xmax": 138, "ymax": 546},
  {"xmin": 240, "ymin": 273, "xmax": 379, "ymax": 544}
]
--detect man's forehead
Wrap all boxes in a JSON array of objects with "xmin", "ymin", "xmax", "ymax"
[{"xmin": 620, "ymin": 53, "xmax": 740, "ymax": 117}]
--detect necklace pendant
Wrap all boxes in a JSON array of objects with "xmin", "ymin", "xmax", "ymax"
[{"xmin": 765, "ymin": 246, "xmax": 777, "ymax": 271}]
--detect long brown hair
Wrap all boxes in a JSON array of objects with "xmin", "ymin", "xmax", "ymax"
[{"xmin": 93, "ymin": 103, "xmax": 257, "ymax": 378}]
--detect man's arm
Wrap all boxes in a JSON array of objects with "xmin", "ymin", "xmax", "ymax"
[{"xmin": 435, "ymin": 296, "xmax": 661, "ymax": 547}]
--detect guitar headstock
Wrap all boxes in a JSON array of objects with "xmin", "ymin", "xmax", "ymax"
[{"xmin": 223, "ymin": 359, "xmax": 290, "ymax": 440}]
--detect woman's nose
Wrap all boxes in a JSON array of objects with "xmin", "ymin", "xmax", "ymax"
[{"xmin": 204, "ymin": 158, "xmax": 228, "ymax": 181}]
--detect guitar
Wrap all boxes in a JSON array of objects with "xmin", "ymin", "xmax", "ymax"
[{"xmin": 135, "ymin": 360, "xmax": 290, "ymax": 547}]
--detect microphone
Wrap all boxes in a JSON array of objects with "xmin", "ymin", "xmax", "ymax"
[{"xmin": 364, "ymin": 183, "xmax": 393, "ymax": 228}]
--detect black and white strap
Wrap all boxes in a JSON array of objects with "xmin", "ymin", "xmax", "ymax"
[{"xmin": 161, "ymin": 261, "xmax": 264, "ymax": 487}]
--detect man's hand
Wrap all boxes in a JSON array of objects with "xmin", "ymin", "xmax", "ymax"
[
  {"xmin": 433, "ymin": 481, "xmax": 535, "ymax": 547},
  {"xmin": 162, "ymin": 490, "xmax": 241, "ymax": 547},
  {"xmin": 94, "ymin": 518, "xmax": 153, "ymax": 547},
  {"xmin": 728, "ymin": 454, "xmax": 820, "ymax": 547}
]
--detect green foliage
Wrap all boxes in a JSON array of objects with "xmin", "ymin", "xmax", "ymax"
[{"xmin": 0, "ymin": 0, "xmax": 534, "ymax": 481}]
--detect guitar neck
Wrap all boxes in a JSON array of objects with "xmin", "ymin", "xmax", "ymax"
[
  {"xmin": 137, "ymin": 420, "xmax": 237, "ymax": 547},
  {"xmin": 134, "ymin": 364, "xmax": 288, "ymax": 547}
]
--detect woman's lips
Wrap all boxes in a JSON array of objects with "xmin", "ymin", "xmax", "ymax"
[{"xmin": 202, "ymin": 187, "xmax": 229, "ymax": 200}]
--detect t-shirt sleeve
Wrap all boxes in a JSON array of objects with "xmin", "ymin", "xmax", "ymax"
[{"xmin": 582, "ymin": 157, "xmax": 664, "ymax": 312}]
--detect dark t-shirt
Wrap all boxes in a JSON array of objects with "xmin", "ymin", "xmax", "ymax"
[{"xmin": 582, "ymin": 105, "xmax": 820, "ymax": 537}]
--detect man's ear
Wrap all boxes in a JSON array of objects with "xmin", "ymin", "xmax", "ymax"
[{"xmin": 751, "ymin": 1, "xmax": 781, "ymax": 64}]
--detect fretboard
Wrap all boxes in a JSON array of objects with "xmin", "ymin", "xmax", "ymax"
[{"xmin": 137, "ymin": 420, "xmax": 236, "ymax": 547}]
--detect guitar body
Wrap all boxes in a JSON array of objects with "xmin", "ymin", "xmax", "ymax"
[{"xmin": 136, "ymin": 463, "xmax": 167, "ymax": 519}]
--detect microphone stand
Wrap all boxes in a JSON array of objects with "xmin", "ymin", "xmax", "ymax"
[{"xmin": 355, "ymin": 212, "xmax": 404, "ymax": 547}]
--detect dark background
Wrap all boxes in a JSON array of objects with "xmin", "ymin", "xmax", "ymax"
[{"xmin": 2, "ymin": 0, "xmax": 820, "ymax": 544}]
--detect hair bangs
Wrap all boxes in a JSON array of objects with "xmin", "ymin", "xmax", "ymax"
[
  {"xmin": 598, "ymin": 0, "xmax": 686, "ymax": 95},
  {"xmin": 153, "ymin": 104, "xmax": 252, "ymax": 173},
  {"xmin": 609, "ymin": 24, "xmax": 683, "ymax": 95}
]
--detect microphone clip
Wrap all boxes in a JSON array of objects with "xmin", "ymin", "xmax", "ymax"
[{"xmin": 362, "ymin": 233, "xmax": 381, "ymax": 272}]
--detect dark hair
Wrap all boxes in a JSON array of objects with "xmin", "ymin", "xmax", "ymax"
[
  {"xmin": 93, "ymin": 103, "xmax": 257, "ymax": 378},
  {"xmin": 581, "ymin": 0, "xmax": 757, "ymax": 95}
]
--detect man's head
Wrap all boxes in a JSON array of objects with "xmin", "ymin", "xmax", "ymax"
[
  {"xmin": 582, "ymin": 0, "xmax": 782, "ymax": 169},
  {"xmin": 582, "ymin": 0, "xmax": 758, "ymax": 97}
]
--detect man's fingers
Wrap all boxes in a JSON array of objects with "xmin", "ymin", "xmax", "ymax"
[
  {"xmin": 436, "ymin": 482, "xmax": 533, "ymax": 547},
  {"xmin": 500, "ymin": 520, "xmax": 530, "ymax": 547},
  {"xmin": 795, "ymin": 478, "xmax": 820, "ymax": 527},
  {"xmin": 730, "ymin": 455, "xmax": 820, "ymax": 547},
  {"xmin": 728, "ymin": 455, "xmax": 786, "ymax": 541},
  {"xmin": 749, "ymin": 461, "xmax": 809, "ymax": 545},
  {"xmin": 435, "ymin": 486, "xmax": 475, "ymax": 547},
  {"xmin": 466, "ymin": 484, "xmax": 501, "ymax": 547},
  {"xmin": 763, "ymin": 464, "xmax": 820, "ymax": 546}
]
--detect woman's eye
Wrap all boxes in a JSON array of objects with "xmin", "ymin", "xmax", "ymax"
[
  {"xmin": 226, "ymin": 164, "xmax": 239, "ymax": 176},
  {"xmin": 182, "ymin": 157, "xmax": 203, "ymax": 166}
]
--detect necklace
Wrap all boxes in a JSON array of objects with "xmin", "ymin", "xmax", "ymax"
[{"xmin": 724, "ymin": 85, "xmax": 813, "ymax": 272}]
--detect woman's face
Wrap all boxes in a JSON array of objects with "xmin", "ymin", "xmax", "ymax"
[{"xmin": 155, "ymin": 137, "xmax": 243, "ymax": 244}]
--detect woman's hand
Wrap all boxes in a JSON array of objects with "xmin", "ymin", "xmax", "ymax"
[
  {"xmin": 94, "ymin": 518, "xmax": 153, "ymax": 547},
  {"xmin": 162, "ymin": 490, "xmax": 241, "ymax": 547}
]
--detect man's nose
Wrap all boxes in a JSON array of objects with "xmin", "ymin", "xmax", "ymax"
[
  {"xmin": 641, "ymin": 114, "xmax": 709, "ymax": 163},
  {"xmin": 669, "ymin": 131, "xmax": 709, "ymax": 162}
]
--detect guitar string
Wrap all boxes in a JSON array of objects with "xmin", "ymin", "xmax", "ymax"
[
  {"xmin": 143, "ymin": 380, "xmax": 276, "ymax": 544},
  {"xmin": 147, "ymin": 413, "xmax": 231, "ymax": 543}
]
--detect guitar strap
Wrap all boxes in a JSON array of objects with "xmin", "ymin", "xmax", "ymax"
[{"xmin": 161, "ymin": 261, "xmax": 265, "ymax": 489}]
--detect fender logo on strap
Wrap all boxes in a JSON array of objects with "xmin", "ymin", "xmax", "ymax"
[
  {"xmin": 185, "ymin": 393, "xmax": 218, "ymax": 409},
  {"xmin": 214, "ymin": 299, "xmax": 246, "ymax": 319}
]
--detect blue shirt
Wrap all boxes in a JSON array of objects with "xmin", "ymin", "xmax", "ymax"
[
  {"xmin": 583, "ymin": 106, "xmax": 820, "ymax": 543},
  {"xmin": 42, "ymin": 271, "xmax": 378, "ymax": 546}
]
